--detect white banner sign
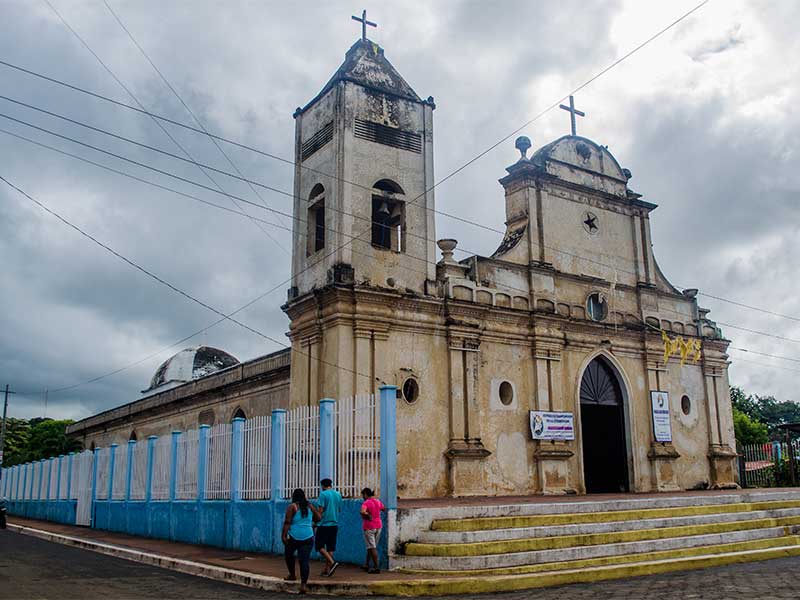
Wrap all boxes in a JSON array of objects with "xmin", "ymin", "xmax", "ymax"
[
  {"xmin": 650, "ymin": 391, "xmax": 673, "ymax": 442},
  {"xmin": 530, "ymin": 411, "xmax": 575, "ymax": 441}
]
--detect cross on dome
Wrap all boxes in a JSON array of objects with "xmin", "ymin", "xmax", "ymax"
[
  {"xmin": 351, "ymin": 9, "xmax": 377, "ymax": 41},
  {"xmin": 559, "ymin": 95, "xmax": 586, "ymax": 136}
]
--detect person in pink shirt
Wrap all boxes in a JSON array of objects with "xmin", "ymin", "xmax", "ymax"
[{"xmin": 359, "ymin": 487, "xmax": 385, "ymax": 574}]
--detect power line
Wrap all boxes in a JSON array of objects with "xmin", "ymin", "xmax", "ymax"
[
  {"xmin": 42, "ymin": 0, "xmax": 287, "ymax": 254},
  {"xmin": 729, "ymin": 347, "xmax": 800, "ymax": 365},
  {"xmin": 9, "ymin": 118, "xmax": 800, "ymax": 391},
  {"xmin": 0, "ymin": 58, "xmax": 498, "ymax": 236},
  {"xmin": 0, "ymin": 102, "xmax": 702, "ymax": 291},
  {"xmin": 9, "ymin": 114, "xmax": 800, "ymax": 392},
  {"xmin": 102, "ymin": 0, "xmax": 290, "ymax": 234},
  {"xmin": 717, "ymin": 322, "xmax": 800, "ymax": 345},
  {"xmin": 730, "ymin": 357, "xmax": 800, "ymax": 375},
  {"xmin": 0, "ymin": 70, "xmax": 800, "ymax": 328},
  {"xmin": 0, "ymin": 174, "xmax": 378, "ymax": 388},
  {"xmin": 697, "ymin": 292, "xmax": 800, "ymax": 324},
  {"xmin": 2, "ymin": 0, "xmax": 714, "ymax": 240}
]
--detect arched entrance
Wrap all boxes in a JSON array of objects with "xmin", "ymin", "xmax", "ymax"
[{"xmin": 579, "ymin": 356, "xmax": 630, "ymax": 493}]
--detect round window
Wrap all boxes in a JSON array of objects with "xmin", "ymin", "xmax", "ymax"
[
  {"xmin": 681, "ymin": 395, "xmax": 691, "ymax": 416},
  {"xmin": 499, "ymin": 381, "xmax": 514, "ymax": 406},
  {"xmin": 586, "ymin": 293, "xmax": 608, "ymax": 322},
  {"xmin": 402, "ymin": 378, "xmax": 419, "ymax": 404}
]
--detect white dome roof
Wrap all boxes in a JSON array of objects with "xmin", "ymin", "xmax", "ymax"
[{"xmin": 145, "ymin": 346, "xmax": 240, "ymax": 393}]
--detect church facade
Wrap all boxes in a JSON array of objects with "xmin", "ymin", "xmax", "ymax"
[
  {"xmin": 68, "ymin": 35, "xmax": 738, "ymax": 498},
  {"xmin": 283, "ymin": 38, "xmax": 738, "ymax": 497}
]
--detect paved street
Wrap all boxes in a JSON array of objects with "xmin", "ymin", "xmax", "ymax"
[{"xmin": 2, "ymin": 529, "xmax": 800, "ymax": 599}]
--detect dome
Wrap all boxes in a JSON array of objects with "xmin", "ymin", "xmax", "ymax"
[{"xmin": 144, "ymin": 346, "xmax": 240, "ymax": 393}]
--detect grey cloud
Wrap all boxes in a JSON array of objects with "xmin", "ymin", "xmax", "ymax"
[{"xmin": 0, "ymin": 0, "xmax": 797, "ymax": 421}]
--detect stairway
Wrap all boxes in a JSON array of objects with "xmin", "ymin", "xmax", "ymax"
[{"xmin": 389, "ymin": 490, "xmax": 800, "ymax": 593}]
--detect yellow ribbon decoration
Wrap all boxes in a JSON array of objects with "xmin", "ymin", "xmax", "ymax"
[{"xmin": 662, "ymin": 330, "xmax": 701, "ymax": 366}]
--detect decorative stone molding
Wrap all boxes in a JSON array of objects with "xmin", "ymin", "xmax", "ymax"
[
  {"xmin": 445, "ymin": 439, "xmax": 492, "ymax": 497},
  {"xmin": 648, "ymin": 442, "xmax": 681, "ymax": 492},
  {"xmin": 533, "ymin": 441, "xmax": 575, "ymax": 495},
  {"xmin": 445, "ymin": 439, "xmax": 492, "ymax": 460},
  {"xmin": 708, "ymin": 444, "xmax": 740, "ymax": 489}
]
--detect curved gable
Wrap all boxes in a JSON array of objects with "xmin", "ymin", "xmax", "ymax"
[{"xmin": 532, "ymin": 136, "xmax": 629, "ymax": 197}]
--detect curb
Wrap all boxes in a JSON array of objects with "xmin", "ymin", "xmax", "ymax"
[{"xmin": 7, "ymin": 523, "xmax": 372, "ymax": 596}]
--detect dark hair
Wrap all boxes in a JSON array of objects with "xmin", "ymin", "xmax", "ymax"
[
  {"xmin": 361, "ymin": 487, "xmax": 374, "ymax": 497},
  {"xmin": 320, "ymin": 478, "xmax": 332, "ymax": 488},
  {"xmin": 292, "ymin": 488, "xmax": 309, "ymax": 517}
]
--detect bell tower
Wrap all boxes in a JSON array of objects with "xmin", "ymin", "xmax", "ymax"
[{"xmin": 288, "ymin": 36, "xmax": 436, "ymax": 299}]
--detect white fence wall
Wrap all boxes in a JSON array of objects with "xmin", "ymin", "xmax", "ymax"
[
  {"xmin": 206, "ymin": 423, "xmax": 232, "ymax": 500},
  {"xmin": 95, "ymin": 448, "xmax": 111, "ymax": 500},
  {"xmin": 130, "ymin": 442, "xmax": 149, "ymax": 500},
  {"xmin": 335, "ymin": 394, "xmax": 380, "ymax": 498},
  {"xmin": 283, "ymin": 405, "xmax": 320, "ymax": 499},
  {"xmin": 242, "ymin": 416, "xmax": 271, "ymax": 500},
  {"xmin": 111, "ymin": 446, "xmax": 129, "ymax": 500},
  {"xmin": 48, "ymin": 458, "xmax": 59, "ymax": 499},
  {"xmin": 176, "ymin": 430, "xmax": 199, "ymax": 500},
  {"xmin": 58, "ymin": 457, "xmax": 70, "ymax": 499},
  {"xmin": 150, "ymin": 436, "xmax": 171, "ymax": 500}
]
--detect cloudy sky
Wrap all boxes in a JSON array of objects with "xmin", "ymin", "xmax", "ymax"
[{"xmin": 1, "ymin": 0, "xmax": 798, "ymax": 421}]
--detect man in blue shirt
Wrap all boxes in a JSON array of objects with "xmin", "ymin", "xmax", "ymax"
[{"xmin": 315, "ymin": 478, "xmax": 343, "ymax": 577}]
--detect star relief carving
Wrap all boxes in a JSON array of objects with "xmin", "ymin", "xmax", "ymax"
[{"xmin": 583, "ymin": 211, "xmax": 599, "ymax": 235}]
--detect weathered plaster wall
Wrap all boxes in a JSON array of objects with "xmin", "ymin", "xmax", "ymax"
[{"xmin": 69, "ymin": 353, "xmax": 291, "ymax": 449}]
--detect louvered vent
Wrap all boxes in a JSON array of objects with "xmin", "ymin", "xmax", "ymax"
[
  {"xmin": 354, "ymin": 119, "xmax": 422, "ymax": 153},
  {"xmin": 301, "ymin": 122, "xmax": 334, "ymax": 161}
]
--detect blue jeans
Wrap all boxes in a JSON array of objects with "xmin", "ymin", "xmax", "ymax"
[{"xmin": 284, "ymin": 536, "xmax": 313, "ymax": 584}]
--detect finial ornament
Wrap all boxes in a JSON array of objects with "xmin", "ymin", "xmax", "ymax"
[
  {"xmin": 559, "ymin": 95, "xmax": 585, "ymax": 136},
  {"xmin": 514, "ymin": 136, "xmax": 532, "ymax": 160},
  {"xmin": 351, "ymin": 9, "xmax": 377, "ymax": 41}
]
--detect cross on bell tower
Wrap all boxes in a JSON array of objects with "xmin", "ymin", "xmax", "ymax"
[
  {"xmin": 559, "ymin": 95, "xmax": 586, "ymax": 136},
  {"xmin": 351, "ymin": 9, "xmax": 377, "ymax": 41}
]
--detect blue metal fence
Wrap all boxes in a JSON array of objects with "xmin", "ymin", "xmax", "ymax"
[{"xmin": 0, "ymin": 387, "xmax": 397, "ymax": 566}]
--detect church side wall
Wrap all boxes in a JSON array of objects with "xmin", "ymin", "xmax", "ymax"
[{"xmin": 78, "ymin": 377, "xmax": 290, "ymax": 449}]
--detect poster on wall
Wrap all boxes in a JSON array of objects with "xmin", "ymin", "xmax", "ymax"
[
  {"xmin": 650, "ymin": 390, "xmax": 673, "ymax": 442},
  {"xmin": 529, "ymin": 411, "xmax": 575, "ymax": 441}
]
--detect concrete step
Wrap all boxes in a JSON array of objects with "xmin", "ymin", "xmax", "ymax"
[
  {"xmin": 405, "ymin": 515, "xmax": 800, "ymax": 558},
  {"xmin": 418, "ymin": 506, "xmax": 800, "ymax": 544},
  {"xmin": 429, "ymin": 498, "xmax": 800, "ymax": 532},
  {"xmin": 395, "ymin": 525, "xmax": 792, "ymax": 571},
  {"xmin": 378, "ymin": 543, "xmax": 800, "ymax": 596},
  {"xmin": 397, "ymin": 534, "xmax": 800, "ymax": 576},
  {"xmin": 395, "ymin": 490, "xmax": 800, "ymax": 545}
]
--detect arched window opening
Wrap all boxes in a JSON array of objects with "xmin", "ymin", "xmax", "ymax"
[
  {"xmin": 129, "ymin": 430, "xmax": 138, "ymax": 442},
  {"xmin": 307, "ymin": 185, "xmax": 325, "ymax": 254},
  {"xmin": 371, "ymin": 180, "xmax": 405, "ymax": 252},
  {"xmin": 232, "ymin": 407, "xmax": 247, "ymax": 421}
]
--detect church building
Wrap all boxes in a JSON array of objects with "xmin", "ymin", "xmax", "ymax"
[{"xmin": 69, "ymin": 33, "xmax": 739, "ymax": 498}]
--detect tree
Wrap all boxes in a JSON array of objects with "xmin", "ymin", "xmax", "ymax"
[
  {"xmin": 23, "ymin": 419, "xmax": 82, "ymax": 462},
  {"xmin": 1, "ymin": 417, "xmax": 31, "ymax": 466},
  {"xmin": 729, "ymin": 386, "xmax": 800, "ymax": 439},
  {"xmin": 733, "ymin": 406, "xmax": 769, "ymax": 445}
]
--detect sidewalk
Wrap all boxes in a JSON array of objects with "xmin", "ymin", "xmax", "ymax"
[{"xmin": 7, "ymin": 517, "xmax": 409, "ymax": 596}]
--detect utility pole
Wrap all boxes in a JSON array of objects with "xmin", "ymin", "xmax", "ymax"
[{"xmin": 0, "ymin": 384, "xmax": 16, "ymax": 476}]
